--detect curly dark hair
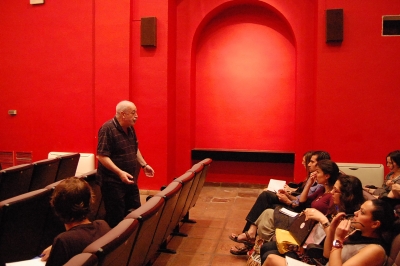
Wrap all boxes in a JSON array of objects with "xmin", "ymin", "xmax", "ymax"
[
  {"xmin": 51, "ymin": 177, "xmax": 94, "ymax": 224},
  {"xmin": 337, "ymin": 174, "xmax": 364, "ymax": 213}
]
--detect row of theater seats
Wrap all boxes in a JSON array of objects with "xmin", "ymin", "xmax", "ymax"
[
  {"xmin": 64, "ymin": 158, "xmax": 212, "ymax": 266},
  {"xmin": 0, "ymin": 153, "xmax": 81, "ymax": 201},
  {"xmin": 0, "ymin": 167, "xmax": 99, "ymax": 265},
  {"xmin": 0, "ymin": 158, "xmax": 211, "ymax": 266}
]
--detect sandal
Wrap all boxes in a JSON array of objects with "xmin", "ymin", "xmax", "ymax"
[
  {"xmin": 230, "ymin": 245, "xmax": 250, "ymax": 255},
  {"xmin": 229, "ymin": 231, "xmax": 256, "ymax": 246}
]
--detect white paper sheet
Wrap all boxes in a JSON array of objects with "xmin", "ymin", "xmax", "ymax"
[
  {"xmin": 286, "ymin": 256, "xmax": 315, "ymax": 266},
  {"xmin": 6, "ymin": 257, "xmax": 46, "ymax": 266},
  {"xmin": 279, "ymin": 207, "xmax": 299, "ymax": 217},
  {"xmin": 267, "ymin": 179, "xmax": 286, "ymax": 193}
]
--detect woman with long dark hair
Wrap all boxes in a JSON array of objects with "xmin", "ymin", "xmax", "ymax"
[{"xmin": 264, "ymin": 199, "xmax": 396, "ymax": 266}]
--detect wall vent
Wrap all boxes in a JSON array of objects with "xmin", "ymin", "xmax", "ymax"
[
  {"xmin": 15, "ymin": 151, "xmax": 33, "ymax": 165},
  {"xmin": 0, "ymin": 151, "xmax": 14, "ymax": 169}
]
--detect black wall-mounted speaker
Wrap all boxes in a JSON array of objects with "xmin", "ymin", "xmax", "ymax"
[
  {"xmin": 141, "ymin": 17, "xmax": 157, "ymax": 47},
  {"xmin": 326, "ymin": 9, "xmax": 343, "ymax": 43}
]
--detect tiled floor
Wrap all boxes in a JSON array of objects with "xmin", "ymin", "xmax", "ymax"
[{"xmin": 141, "ymin": 182, "xmax": 265, "ymax": 266}]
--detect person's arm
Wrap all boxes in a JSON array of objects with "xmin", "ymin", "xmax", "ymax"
[
  {"xmin": 299, "ymin": 171, "xmax": 317, "ymax": 203},
  {"xmin": 328, "ymin": 218, "xmax": 386, "ymax": 266},
  {"xmin": 322, "ymin": 212, "xmax": 345, "ymax": 258},
  {"xmin": 97, "ymin": 155, "xmax": 134, "ymax": 184},
  {"xmin": 136, "ymin": 149, "xmax": 155, "ymax": 177},
  {"xmin": 388, "ymin": 183, "xmax": 400, "ymax": 198}
]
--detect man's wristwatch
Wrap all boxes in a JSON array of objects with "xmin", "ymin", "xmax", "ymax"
[
  {"xmin": 332, "ymin": 239, "xmax": 343, "ymax": 248},
  {"xmin": 320, "ymin": 221, "xmax": 331, "ymax": 229}
]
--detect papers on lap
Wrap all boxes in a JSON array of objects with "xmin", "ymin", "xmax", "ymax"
[
  {"xmin": 267, "ymin": 179, "xmax": 286, "ymax": 193},
  {"xmin": 286, "ymin": 256, "xmax": 315, "ymax": 266},
  {"xmin": 279, "ymin": 207, "xmax": 299, "ymax": 217},
  {"xmin": 6, "ymin": 258, "xmax": 46, "ymax": 266}
]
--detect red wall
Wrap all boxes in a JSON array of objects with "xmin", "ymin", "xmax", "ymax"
[
  {"xmin": 314, "ymin": 1, "xmax": 400, "ymax": 169},
  {"xmin": 0, "ymin": 0, "xmax": 399, "ymax": 189}
]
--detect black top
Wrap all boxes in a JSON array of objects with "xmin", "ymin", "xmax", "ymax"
[{"xmin": 46, "ymin": 220, "xmax": 110, "ymax": 266}]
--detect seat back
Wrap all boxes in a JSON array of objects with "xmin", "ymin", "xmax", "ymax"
[
  {"xmin": 125, "ymin": 196, "xmax": 166, "ymax": 266},
  {"xmin": 37, "ymin": 184, "xmax": 66, "ymax": 253},
  {"xmin": 29, "ymin": 157, "xmax": 60, "ymax": 191},
  {"xmin": 388, "ymin": 234, "xmax": 400, "ymax": 266},
  {"xmin": 143, "ymin": 181, "xmax": 182, "ymax": 264},
  {"xmin": 0, "ymin": 164, "xmax": 34, "ymax": 201},
  {"xmin": 83, "ymin": 219, "xmax": 140, "ymax": 266},
  {"xmin": 54, "ymin": 153, "xmax": 80, "ymax": 181},
  {"xmin": 177, "ymin": 163, "xmax": 204, "ymax": 221},
  {"xmin": 79, "ymin": 169, "xmax": 105, "ymax": 220},
  {"xmin": 160, "ymin": 171, "xmax": 195, "ymax": 242},
  {"xmin": 64, "ymin": 253, "xmax": 99, "ymax": 266},
  {"xmin": 0, "ymin": 189, "xmax": 53, "ymax": 264},
  {"xmin": 189, "ymin": 158, "xmax": 212, "ymax": 209}
]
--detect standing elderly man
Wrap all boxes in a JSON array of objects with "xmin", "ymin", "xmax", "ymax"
[{"xmin": 96, "ymin": 100, "xmax": 155, "ymax": 228}]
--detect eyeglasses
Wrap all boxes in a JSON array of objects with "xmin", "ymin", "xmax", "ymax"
[
  {"xmin": 122, "ymin": 110, "xmax": 137, "ymax": 116},
  {"xmin": 331, "ymin": 187, "xmax": 341, "ymax": 194}
]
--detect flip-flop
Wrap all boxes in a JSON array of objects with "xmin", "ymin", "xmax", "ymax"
[
  {"xmin": 229, "ymin": 231, "xmax": 256, "ymax": 246},
  {"xmin": 230, "ymin": 245, "xmax": 250, "ymax": 255}
]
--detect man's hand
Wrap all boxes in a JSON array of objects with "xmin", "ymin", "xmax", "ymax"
[
  {"xmin": 118, "ymin": 171, "xmax": 135, "ymax": 184},
  {"xmin": 143, "ymin": 165, "xmax": 155, "ymax": 177}
]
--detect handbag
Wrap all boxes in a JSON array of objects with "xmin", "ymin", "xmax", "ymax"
[
  {"xmin": 246, "ymin": 237, "xmax": 264, "ymax": 266},
  {"xmin": 275, "ymin": 212, "xmax": 316, "ymax": 254}
]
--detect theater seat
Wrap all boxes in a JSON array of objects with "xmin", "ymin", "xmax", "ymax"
[
  {"xmin": 0, "ymin": 163, "xmax": 34, "ymax": 201},
  {"xmin": 388, "ymin": 234, "xmax": 400, "ymax": 266},
  {"xmin": 83, "ymin": 219, "xmax": 140, "ymax": 266},
  {"xmin": 125, "ymin": 196, "xmax": 166, "ymax": 266},
  {"xmin": 54, "ymin": 153, "xmax": 80, "ymax": 181},
  {"xmin": 143, "ymin": 181, "xmax": 182, "ymax": 264},
  {"xmin": 185, "ymin": 158, "xmax": 212, "ymax": 222},
  {"xmin": 0, "ymin": 189, "xmax": 53, "ymax": 264},
  {"xmin": 157, "ymin": 171, "xmax": 195, "ymax": 253},
  {"xmin": 64, "ymin": 253, "xmax": 98, "ymax": 266},
  {"xmin": 29, "ymin": 157, "xmax": 60, "ymax": 191}
]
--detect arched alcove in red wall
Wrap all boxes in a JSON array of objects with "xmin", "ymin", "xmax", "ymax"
[{"xmin": 194, "ymin": 4, "xmax": 296, "ymax": 151}]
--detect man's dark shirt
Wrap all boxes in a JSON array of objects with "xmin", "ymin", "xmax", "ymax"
[{"xmin": 97, "ymin": 117, "xmax": 138, "ymax": 184}]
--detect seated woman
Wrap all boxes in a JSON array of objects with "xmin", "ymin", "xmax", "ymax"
[
  {"xmin": 259, "ymin": 174, "xmax": 365, "ymax": 264},
  {"xmin": 230, "ymin": 158, "xmax": 338, "ymax": 255},
  {"xmin": 264, "ymin": 199, "xmax": 396, "ymax": 266},
  {"xmin": 41, "ymin": 177, "xmax": 111, "ymax": 266},
  {"xmin": 364, "ymin": 150, "xmax": 400, "ymax": 197}
]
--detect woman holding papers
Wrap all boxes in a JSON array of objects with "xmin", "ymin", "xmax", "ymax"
[
  {"xmin": 260, "ymin": 174, "xmax": 365, "ymax": 264},
  {"xmin": 229, "ymin": 151, "xmax": 331, "ymax": 255},
  {"xmin": 264, "ymin": 199, "xmax": 396, "ymax": 266},
  {"xmin": 256, "ymin": 160, "xmax": 342, "ymax": 263}
]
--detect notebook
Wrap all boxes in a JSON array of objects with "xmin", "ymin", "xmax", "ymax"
[
  {"xmin": 288, "ymin": 212, "xmax": 316, "ymax": 246},
  {"xmin": 276, "ymin": 212, "xmax": 316, "ymax": 249}
]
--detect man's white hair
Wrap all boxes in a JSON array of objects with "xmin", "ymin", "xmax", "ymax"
[{"xmin": 116, "ymin": 100, "xmax": 134, "ymax": 115}]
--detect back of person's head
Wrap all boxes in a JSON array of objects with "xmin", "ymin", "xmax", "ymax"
[
  {"xmin": 312, "ymin": 150, "xmax": 331, "ymax": 161},
  {"xmin": 387, "ymin": 150, "xmax": 400, "ymax": 167},
  {"xmin": 316, "ymin": 159, "xmax": 339, "ymax": 186},
  {"xmin": 338, "ymin": 174, "xmax": 364, "ymax": 213},
  {"xmin": 51, "ymin": 177, "xmax": 93, "ymax": 224}
]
